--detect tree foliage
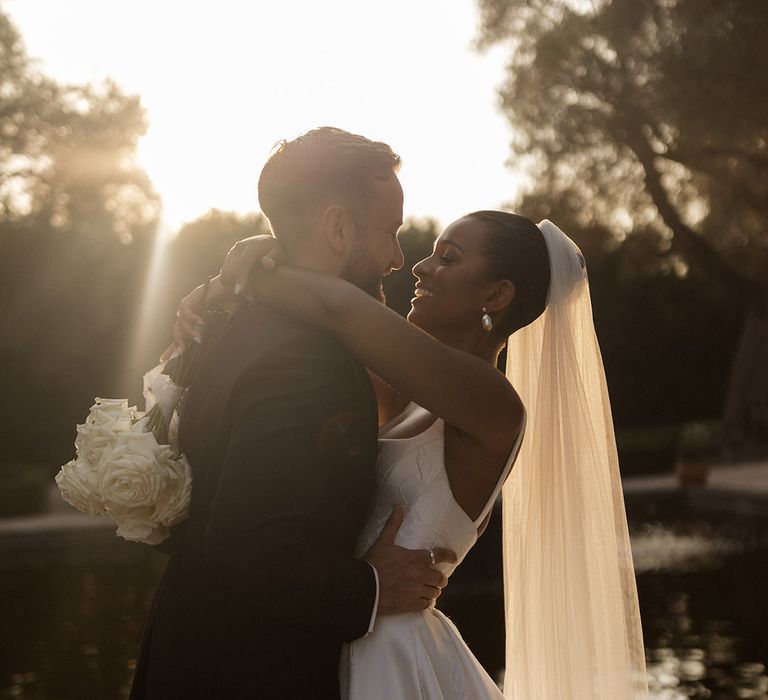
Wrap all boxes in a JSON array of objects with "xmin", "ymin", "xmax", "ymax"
[
  {"xmin": 0, "ymin": 8, "xmax": 159, "ymax": 464},
  {"xmin": 477, "ymin": 0, "xmax": 768, "ymax": 456},
  {"xmin": 0, "ymin": 13, "xmax": 158, "ymax": 240}
]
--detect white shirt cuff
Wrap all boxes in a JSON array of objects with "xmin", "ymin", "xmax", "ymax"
[{"xmin": 365, "ymin": 563, "xmax": 380, "ymax": 636}]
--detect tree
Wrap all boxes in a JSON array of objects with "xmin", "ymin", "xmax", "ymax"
[
  {"xmin": 0, "ymin": 8, "xmax": 160, "ymax": 465},
  {"xmin": 476, "ymin": 0, "xmax": 768, "ymax": 457},
  {"xmin": 0, "ymin": 14, "xmax": 158, "ymax": 241}
]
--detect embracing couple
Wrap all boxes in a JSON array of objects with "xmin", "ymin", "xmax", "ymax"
[{"xmin": 129, "ymin": 127, "xmax": 648, "ymax": 699}]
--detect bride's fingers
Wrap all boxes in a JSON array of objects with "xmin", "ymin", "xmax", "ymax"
[
  {"xmin": 220, "ymin": 240, "xmax": 247, "ymax": 291},
  {"xmin": 233, "ymin": 242, "xmax": 275, "ymax": 296},
  {"xmin": 176, "ymin": 315, "xmax": 202, "ymax": 345},
  {"xmin": 172, "ymin": 323, "xmax": 187, "ymax": 353},
  {"xmin": 261, "ymin": 240, "xmax": 287, "ymax": 271},
  {"xmin": 220, "ymin": 235, "xmax": 277, "ymax": 295},
  {"xmin": 226, "ymin": 236, "xmax": 283, "ymax": 296},
  {"xmin": 178, "ymin": 284, "xmax": 207, "ymax": 325},
  {"xmin": 160, "ymin": 342, "xmax": 179, "ymax": 362},
  {"xmin": 179, "ymin": 301, "xmax": 203, "ymax": 327},
  {"xmin": 173, "ymin": 315, "xmax": 199, "ymax": 352}
]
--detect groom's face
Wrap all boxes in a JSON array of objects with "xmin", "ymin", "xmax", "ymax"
[{"xmin": 341, "ymin": 174, "xmax": 405, "ymax": 302}]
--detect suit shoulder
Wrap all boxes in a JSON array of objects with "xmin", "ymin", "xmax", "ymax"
[
  {"xmin": 230, "ymin": 302, "xmax": 351, "ymax": 365},
  {"xmin": 179, "ymin": 303, "xmax": 370, "ymax": 451},
  {"xmin": 226, "ymin": 305, "xmax": 373, "ymax": 415},
  {"xmin": 185, "ymin": 302, "xmax": 348, "ymax": 405}
]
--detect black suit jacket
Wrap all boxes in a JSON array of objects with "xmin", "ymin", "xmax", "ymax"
[{"xmin": 130, "ymin": 303, "xmax": 379, "ymax": 699}]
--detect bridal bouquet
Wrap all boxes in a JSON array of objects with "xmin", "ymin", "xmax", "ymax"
[
  {"xmin": 56, "ymin": 297, "xmax": 231, "ymax": 545},
  {"xmin": 56, "ymin": 371, "xmax": 191, "ymax": 545}
]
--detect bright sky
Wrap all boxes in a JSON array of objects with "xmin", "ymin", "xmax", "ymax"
[{"xmin": 5, "ymin": 0, "xmax": 523, "ymax": 236}]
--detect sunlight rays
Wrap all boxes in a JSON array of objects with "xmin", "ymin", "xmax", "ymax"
[{"xmin": 122, "ymin": 220, "xmax": 175, "ymax": 397}]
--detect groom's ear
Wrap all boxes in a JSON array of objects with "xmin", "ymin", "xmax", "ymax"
[{"xmin": 321, "ymin": 204, "xmax": 356, "ymax": 257}]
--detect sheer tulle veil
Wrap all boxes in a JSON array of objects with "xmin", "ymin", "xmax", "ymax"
[{"xmin": 502, "ymin": 220, "xmax": 648, "ymax": 698}]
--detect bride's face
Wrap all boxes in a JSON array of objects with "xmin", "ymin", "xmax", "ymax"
[{"xmin": 407, "ymin": 218, "xmax": 498, "ymax": 338}]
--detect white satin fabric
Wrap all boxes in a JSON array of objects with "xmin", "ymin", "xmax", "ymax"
[{"xmin": 341, "ymin": 415, "xmax": 524, "ymax": 700}]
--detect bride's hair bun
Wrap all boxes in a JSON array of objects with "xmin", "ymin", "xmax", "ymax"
[{"xmin": 465, "ymin": 210, "xmax": 550, "ymax": 337}]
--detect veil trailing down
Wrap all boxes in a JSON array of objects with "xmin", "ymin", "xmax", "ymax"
[{"xmin": 503, "ymin": 220, "xmax": 649, "ymax": 698}]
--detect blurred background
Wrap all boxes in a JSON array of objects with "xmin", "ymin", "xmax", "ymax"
[{"xmin": 1, "ymin": 1, "xmax": 766, "ymax": 698}]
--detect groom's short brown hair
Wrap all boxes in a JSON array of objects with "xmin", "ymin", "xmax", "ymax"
[{"xmin": 258, "ymin": 127, "xmax": 401, "ymax": 242}]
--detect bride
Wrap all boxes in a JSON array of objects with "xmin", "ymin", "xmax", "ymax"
[{"xmin": 173, "ymin": 212, "xmax": 648, "ymax": 699}]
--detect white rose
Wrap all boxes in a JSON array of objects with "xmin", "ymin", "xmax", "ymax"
[
  {"xmin": 142, "ymin": 363, "xmax": 166, "ymax": 413},
  {"xmin": 110, "ymin": 455, "xmax": 191, "ymax": 545},
  {"xmin": 143, "ymin": 363, "xmax": 185, "ymax": 423},
  {"xmin": 75, "ymin": 398, "xmax": 136, "ymax": 465},
  {"xmin": 55, "ymin": 458, "xmax": 106, "ymax": 516},
  {"xmin": 114, "ymin": 517, "xmax": 168, "ymax": 545},
  {"xmin": 131, "ymin": 415, "xmax": 151, "ymax": 434},
  {"xmin": 74, "ymin": 422, "xmax": 114, "ymax": 466},
  {"xmin": 89, "ymin": 398, "xmax": 136, "ymax": 430},
  {"xmin": 98, "ymin": 431, "xmax": 173, "ymax": 521}
]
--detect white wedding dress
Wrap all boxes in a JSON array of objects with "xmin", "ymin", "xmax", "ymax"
[
  {"xmin": 340, "ymin": 409, "xmax": 525, "ymax": 700},
  {"xmin": 338, "ymin": 220, "xmax": 648, "ymax": 699}
]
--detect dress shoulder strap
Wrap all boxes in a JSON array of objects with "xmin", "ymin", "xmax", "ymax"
[{"xmin": 473, "ymin": 410, "xmax": 527, "ymax": 527}]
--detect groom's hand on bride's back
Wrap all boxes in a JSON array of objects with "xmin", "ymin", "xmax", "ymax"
[{"xmin": 364, "ymin": 504, "xmax": 457, "ymax": 615}]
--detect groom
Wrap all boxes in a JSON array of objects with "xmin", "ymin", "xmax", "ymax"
[{"xmin": 130, "ymin": 128, "xmax": 453, "ymax": 699}]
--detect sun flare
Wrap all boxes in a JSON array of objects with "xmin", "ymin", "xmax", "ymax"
[{"xmin": 6, "ymin": 0, "xmax": 522, "ymax": 235}]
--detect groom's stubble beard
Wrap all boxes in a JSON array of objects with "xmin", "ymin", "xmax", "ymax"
[{"xmin": 340, "ymin": 225, "xmax": 388, "ymax": 305}]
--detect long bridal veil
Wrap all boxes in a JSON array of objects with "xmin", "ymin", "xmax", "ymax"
[{"xmin": 502, "ymin": 220, "xmax": 648, "ymax": 698}]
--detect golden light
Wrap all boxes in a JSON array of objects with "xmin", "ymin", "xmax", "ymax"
[{"xmin": 6, "ymin": 0, "xmax": 523, "ymax": 236}]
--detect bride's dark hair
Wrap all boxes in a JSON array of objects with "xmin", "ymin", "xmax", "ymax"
[{"xmin": 465, "ymin": 211, "xmax": 550, "ymax": 337}]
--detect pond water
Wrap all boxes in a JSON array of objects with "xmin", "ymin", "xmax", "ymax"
[{"xmin": 2, "ymin": 496, "xmax": 767, "ymax": 699}]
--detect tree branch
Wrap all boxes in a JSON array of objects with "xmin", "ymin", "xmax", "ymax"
[
  {"xmin": 664, "ymin": 147, "xmax": 768, "ymax": 171},
  {"xmin": 621, "ymin": 122, "xmax": 763, "ymax": 303}
]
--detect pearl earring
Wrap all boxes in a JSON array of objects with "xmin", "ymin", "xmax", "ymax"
[{"xmin": 481, "ymin": 307, "xmax": 493, "ymax": 332}]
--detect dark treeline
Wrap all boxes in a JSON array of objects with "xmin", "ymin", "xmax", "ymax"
[
  {"xmin": 477, "ymin": 0, "xmax": 768, "ymax": 458},
  {"xmin": 0, "ymin": 2, "xmax": 764, "ymax": 475}
]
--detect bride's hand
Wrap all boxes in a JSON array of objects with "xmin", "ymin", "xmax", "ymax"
[
  {"xmin": 160, "ymin": 235, "xmax": 286, "ymax": 360},
  {"xmin": 160, "ymin": 277, "xmax": 228, "ymax": 360},
  {"xmin": 220, "ymin": 234, "xmax": 286, "ymax": 297}
]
